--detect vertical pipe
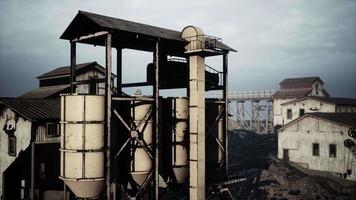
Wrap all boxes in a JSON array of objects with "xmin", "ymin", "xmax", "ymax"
[
  {"xmin": 223, "ymin": 53, "xmax": 228, "ymax": 177},
  {"xmin": 105, "ymin": 33, "xmax": 112, "ymax": 200},
  {"xmin": 153, "ymin": 41, "xmax": 160, "ymax": 200},
  {"xmin": 30, "ymin": 142, "xmax": 35, "ymax": 200},
  {"xmin": 116, "ymin": 48, "xmax": 122, "ymax": 95},
  {"xmin": 70, "ymin": 42, "xmax": 76, "ymax": 93}
]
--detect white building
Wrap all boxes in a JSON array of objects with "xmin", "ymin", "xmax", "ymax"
[
  {"xmin": 0, "ymin": 98, "xmax": 60, "ymax": 199},
  {"xmin": 278, "ymin": 112, "xmax": 356, "ymax": 180},
  {"xmin": 280, "ymin": 96, "xmax": 356, "ymax": 125},
  {"xmin": 273, "ymin": 77, "xmax": 329, "ymax": 128}
]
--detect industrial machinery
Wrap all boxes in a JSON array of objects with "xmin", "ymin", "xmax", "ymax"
[{"xmin": 59, "ymin": 11, "xmax": 235, "ymax": 200}]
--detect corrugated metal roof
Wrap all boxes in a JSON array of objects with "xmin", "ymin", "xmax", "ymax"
[
  {"xmin": 280, "ymin": 76, "xmax": 323, "ymax": 85},
  {"xmin": 279, "ymin": 112, "xmax": 356, "ymax": 131},
  {"xmin": 281, "ymin": 96, "xmax": 356, "ymax": 106},
  {"xmin": 37, "ymin": 62, "xmax": 104, "ymax": 79},
  {"xmin": 18, "ymin": 85, "xmax": 70, "ymax": 99},
  {"xmin": 60, "ymin": 11, "xmax": 236, "ymax": 53},
  {"xmin": 273, "ymin": 89, "xmax": 312, "ymax": 98},
  {"xmin": 0, "ymin": 98, "xmax": 60, "ymax": 121},
  {"xmin": 308, "ymin": 112, "xmax": 356, "ymax": 128}
]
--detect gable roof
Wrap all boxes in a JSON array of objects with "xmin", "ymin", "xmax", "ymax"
[
  {"xmin": 279, "ymin": 112, "xmax": 356, "ymax": 132},
  {"xmin": 0, "ymin": 98, "xmax": 60, "ymax": 121},
  {"xmin": 273, "ymin": 88, "xmax": 312, "ymax": 98},
  {"xmin": 37, "ymin": 62, "xmax": 107, "ymax": 79},
  {"xmin": 280, "ymin": 76, "xmax": 323, "ymax": 86},
  {"xmin": 281, "ymin": 96, "xmax": 356, "ymax": 106},
  {"xmin": 60, "ymin": 11, "xmax": 236, "ymax": 55},
  {"xmin": 18, "ymin": 85, "xmax": 70, "ymax": 99}
]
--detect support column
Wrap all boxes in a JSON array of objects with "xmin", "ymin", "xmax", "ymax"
[
  {"xmin": 189, "ymin": 55, "xmax": 205, "ymax": 200},
  {"xmin": 153, "ymin": 41, "xmax": 160, "ymax": 200},
  {"xmin": 223, "ymin": 53, "xmax": 228, "ymax": 176},
  {"xmin": 116, "ymin": 48, "xmax": 122, "ymax": 95},
  {"xmin": 105, "ymin": 33, "xmax": 112, "ymax": 200},
  {"xmin": 70, "ymin": 42, "xmax": 76, "ymax": 93},
  {"xmin": 30, "ymin": 142, "xmax": 35, "ymax": 200}
]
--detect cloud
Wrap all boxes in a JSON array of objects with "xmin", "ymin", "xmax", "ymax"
[{"xmin": 0, "ymin": 0, "xmax": 355, "ymax": 98}]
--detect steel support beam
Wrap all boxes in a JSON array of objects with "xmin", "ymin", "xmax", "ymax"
[
  {"xmin": 30, "ymin": 142, "xmax": 35, "ymax": 200},
  {"xmin": 223, "ymin": 53, "xmax": 228, "ymax": 177},
  {"xmin": 70, "ymin": 42, "xmax": 76, "ymax": 93},
  {"xmin": 153, "ymin": 41, "xmax": 160, "ymax": 200},
  {"xmin": 116, "ymin": 48, "xmax": 122, "ymax": 94},
  {"xmin": 105, "ymin": 33, "xmax": 112, "ymax": 200}
]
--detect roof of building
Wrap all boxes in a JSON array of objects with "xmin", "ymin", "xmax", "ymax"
[
  {"xmin": 273, "ymin": 88, "xmax": 312, "ymax": 98},
  {"xmin": 37, "ymin": 62, "xmax": 107, "ymax": 79},
  {"xmin": 18, "ymin": 85, "xmax": 70, "ymax": 99},
  {"xmin": 279, "ymin": 112, "xmax": 356, "ymax": 131},
  {"xmin": 0, "ymin": 98, "xmax": 60, "ymax": 121},
  {"xmin": 281, "ymin": 96, "xmax": 356, "ymax": 106},
  {"xmin": 60, "ymin": 11, "xmax": 236, "ymax": 56},
  {"xmin": 279, "ymin": 76, "xmax": 323, "ymax": 85}
]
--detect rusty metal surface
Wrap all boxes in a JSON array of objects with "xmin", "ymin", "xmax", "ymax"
[{"xmin": 0, "ymin": 97, "xmax": 60, "ymax": 121}]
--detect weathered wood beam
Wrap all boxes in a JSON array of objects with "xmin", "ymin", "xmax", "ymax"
[{"xmin": 71, "ymin": 31, "xmax": 109, "ymax": 42}]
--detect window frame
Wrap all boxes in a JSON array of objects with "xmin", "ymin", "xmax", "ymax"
[
  {"xmin": 299, "ymin": 108, "xmax": 305, "ymax": 117},
  {"xmin": 287, "ymin": 109, "xmax": 292, "ymax": 119},
  {"xmin": 8, "ymin": 136, "xmax": 16, "ymax": 156},
  {"xmin": 312, "ymin": 143, "xmax": 320, "ymax": 156},
  {"xmin": 46, "ymin": 122, "xmax": 60, "ymax": 138},
  {"xmin": 329, "ymin": 144, "xmax": 337, "ymax": 158}
]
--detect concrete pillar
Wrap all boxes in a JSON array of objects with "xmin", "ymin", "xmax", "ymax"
[{"xmin": 189, "ymin": 55, "xmax": 205, "ymax": 200}]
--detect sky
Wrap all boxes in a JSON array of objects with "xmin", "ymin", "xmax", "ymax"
[{"xmin": 0, "ymin": 0, "xmax": 355, "ymax": 98}]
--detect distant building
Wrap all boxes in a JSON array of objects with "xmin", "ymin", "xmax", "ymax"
[
  {"xmin": 278, "ymin": 112, "xmax": 356, "ymax": 180},
  {"xmin": 273, "ymin": 76, "xmax": 329, "ymax": 128},
  {"xmin": 279, "ymin": 96, "xmax": 356, "ymax": 125},
  {"xmin": 19, "ymin": 62, "xmax": 115, "ymax": 98},
  {"xmin": 0, "ymin": 98, "xmax": 61, "ymax": 200}
]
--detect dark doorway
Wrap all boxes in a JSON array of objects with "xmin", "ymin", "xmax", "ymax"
[{"xmin": 283, "ymin": 149, "xmax": 289, "ymax": 161}]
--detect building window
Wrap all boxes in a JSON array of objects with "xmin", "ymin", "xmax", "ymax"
[
  {"xmin": 299, "ymin": 109, "xmax": 305, "ymax": 117},
  {"xmin": 312, "ymin": 143, "xmax": 320, "ymax": 156},
  {"xmin": 287, "ymin": 109, "xmax": 292, "ymax": 119},
  {"xmin": 329, "ymin": 144, "xmax": 336, "ymax": 158},
  {"xmin": 8, "ymin": 136, "xmax": 16, "ymax": 156},
  {"xmin": 316, "ymin": 83, "xmax": 319, "ymax": 95},
  {"xmin": 46, "ymin": 123, "xmax": 59, "ymax": 137},
  {"xmin": 89, "ymin": 76, "xmax": 98, "ymax": 94}
]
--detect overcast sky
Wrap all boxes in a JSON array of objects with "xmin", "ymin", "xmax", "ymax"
[{"xmin": 0, "ymin": 0, "xmax": 355, "ymax": 98}]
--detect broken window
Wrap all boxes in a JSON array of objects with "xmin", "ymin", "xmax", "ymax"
[
  {"xmin": 8, "ymin": 136, "xmax": 16, "ymax": 156},
  {"xmin": 46, "ymin": 123, "xmax": 59, "ymax": 137},
  {"xmin": 329, "ymin": 144, "xmax": 336, "ymax": 158},
  {"xmin": 312, "ymin": 143, "xmax": 319, "ymax": 156},
  {"xmin": 287, "ymin": 109, "xmax": 292, "ymax": 119},
  {"xmin": 299, "ymin": 109, "xmax": 305, "ymax": 117}
]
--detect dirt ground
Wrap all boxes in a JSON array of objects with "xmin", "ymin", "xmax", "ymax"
[{"xmin": 228, "ymin": 129, "xmax": 356, "ymax": 200}]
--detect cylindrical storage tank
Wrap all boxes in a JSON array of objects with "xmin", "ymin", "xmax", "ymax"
[
  {"xmin": 206, "ymin": 99, "xmax": 225, "ymax": 168},
  {"xmin": 169, "ymin": 97, "xmax": 189, "ymax": 183},
  {"xmin": 130, "ymin": 101, "xmax": 153, "ymax": 186},
  {"xmin": 60, "ymin": 94, "xmax": 105, "ymax": 199}
]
